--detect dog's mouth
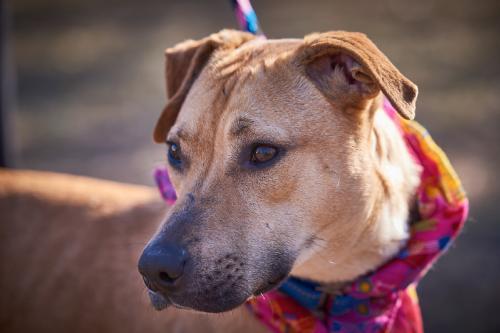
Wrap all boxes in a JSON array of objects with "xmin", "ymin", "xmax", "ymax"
[
  {"xmin": 252, "ymin": 272, "xmax": 289, "ymax": 296},
  {"xmin": 147, "ymin": 290, "xmax": 171, "ymax": 310},
  {"xmin": 147, "ymin": 272, "xmax": 290, "ymax": 312},
  {"xmin": 147, "ymin": 290, "xmax": 199, "ymax": 311}
]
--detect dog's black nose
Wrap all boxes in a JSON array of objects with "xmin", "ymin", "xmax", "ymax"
[{"xmin": 138, "ymin": 243, "xmax": 188, "ymax": 291}]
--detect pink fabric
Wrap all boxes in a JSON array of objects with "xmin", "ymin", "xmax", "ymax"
[{"xmin": 154, "ymin": 168, "xmax": 176, "ymax": 205}]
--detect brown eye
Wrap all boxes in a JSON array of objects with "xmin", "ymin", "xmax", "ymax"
[
  {"xmin": 167, "ymin": 142, "xmax": 182, "ymax": 166},
  {"xmin": 250, "ymin": 145, "xmax": 278, "ymax": 164}
]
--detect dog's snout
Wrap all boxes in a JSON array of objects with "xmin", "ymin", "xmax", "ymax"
[{"xmin": 138, "ymin": 243, "xmax": 189, "ymax": 291}]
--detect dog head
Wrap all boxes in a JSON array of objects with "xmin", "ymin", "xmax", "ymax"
[{"xmin": 138, "ymin": 29, "xmax": 417, "ymax": 313}]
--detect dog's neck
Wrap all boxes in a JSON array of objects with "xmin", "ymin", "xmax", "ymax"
[{"xmin": 292, "ymin": 97, "xmax": 421, "ymax": 284}]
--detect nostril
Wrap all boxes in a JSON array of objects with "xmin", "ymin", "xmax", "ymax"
[{"xmin": 159, "ymin": 271, "xmax": 176, "ymax": 283}]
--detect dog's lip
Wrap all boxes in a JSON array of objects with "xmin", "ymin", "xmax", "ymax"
[
  {"xmin": 146, "ymin": 272, "xmax": 290, "ymax": 311},
  {"xmin": 252, "ymin": 273, "xmax": 289, "ymax": 296},
  {"xmin": 147, "ymin": 289, "xmax": 171, "ymax": 311},
  {"xmin": 147, "ymin": 289, "xmax": 196, "ymax": 311}
]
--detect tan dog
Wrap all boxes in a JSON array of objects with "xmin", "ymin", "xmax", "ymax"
[
  {"xmin": 1, "ymin": 170, "xmax": 257, "ymax": 332},
  {"xmin": 0, "ymin": 30, "xmax": 420, "ymax": 332}
]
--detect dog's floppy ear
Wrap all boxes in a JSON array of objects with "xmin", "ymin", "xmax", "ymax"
[
  {"xmin": 296, "ymin": 31, "xmax": 418, "ymax": 119},
  {"xmin": 154, "ymin": 29, "xmax": 256, "ymax": 143}
]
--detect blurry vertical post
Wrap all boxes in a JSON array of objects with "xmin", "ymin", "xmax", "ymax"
[{"xmin": 0, "ymin": 0, "xmax": 14, "ymax": 167}]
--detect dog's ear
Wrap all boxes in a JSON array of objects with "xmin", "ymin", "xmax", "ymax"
[
  {"xmin": 154, "ymin": 29, "xmax": 256, "ymax": 143},
  {"xmin": 296, "ymin": 31, "xmax": 417, "ymax": 119}
]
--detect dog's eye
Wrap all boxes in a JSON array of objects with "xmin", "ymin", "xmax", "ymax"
[
  {"xmin": 250, "ymin": 145, "xmax": 278, "ymax": 164},
  {"xmin": 167, "ymin": 142, "xmax": 182, "ymax": 167}
]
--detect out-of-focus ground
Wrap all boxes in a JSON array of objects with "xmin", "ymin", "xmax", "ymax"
[{"xmin": 6, "ymin": 0, "xmax": 500, "ymax": 332}]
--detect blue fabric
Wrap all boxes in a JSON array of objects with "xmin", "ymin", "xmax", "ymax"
[{"xmin": 279, "ymin": 277, "xmax": 324, "ymax": 311}]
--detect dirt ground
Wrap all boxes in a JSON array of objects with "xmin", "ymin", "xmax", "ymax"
[{"xmin": 8, "ymin": 0, "xmax": 500, "ymax": 331}]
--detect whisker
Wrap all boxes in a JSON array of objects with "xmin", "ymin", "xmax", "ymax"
[
  {"xmin": 261, "ymin": 291, "xmax": 275, "ymax": 318},
  {"xmin": 307, "ymin": 236, "xmax": 339, "ymax": 267},
  {"xmin": 332, "ymin": 171, "xmax": 341, "ymax": 189}
]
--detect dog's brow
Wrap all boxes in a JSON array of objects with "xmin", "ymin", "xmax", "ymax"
[
  {"xmin": 230, "ymin": 117, "xmax": 254, "ymax": 136},
  {"xmin": 169, "ymin": 127, "xmax": 192, "ymax": 142}
]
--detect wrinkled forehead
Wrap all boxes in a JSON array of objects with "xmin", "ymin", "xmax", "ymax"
[{"xmin": 171, "ymin": 38, "xmax": 323, "ymax": 141}]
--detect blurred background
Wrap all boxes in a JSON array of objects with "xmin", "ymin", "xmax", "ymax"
[{"xmin": 3, "ymin": 0, "xmax": 499, "ymax": 331}]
